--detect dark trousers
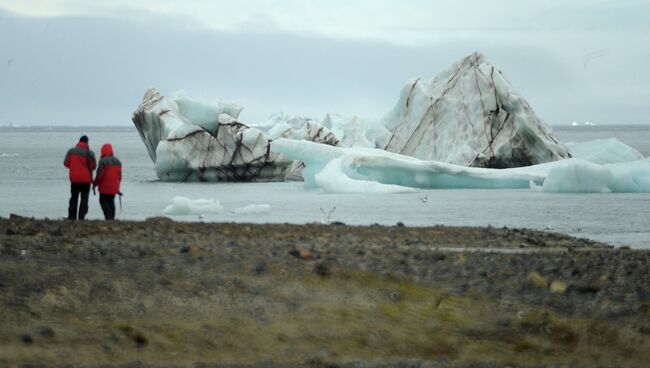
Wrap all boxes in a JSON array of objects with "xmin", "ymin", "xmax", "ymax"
[
  {"xmin": 68, "ymin": 183, "xmax": 90, "ymax": 220},
  {"xmin": 99, "ymin": 194, "xmax": 116, "ymax": 220}
]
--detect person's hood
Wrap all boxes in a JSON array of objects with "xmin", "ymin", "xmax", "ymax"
[
  {"xmin": 75, "ymin": 141, "xmax": 89, "ymax": 149},
  {"xmin": 101, "ymin": 144, "xmax": 113, "ymax": 157}
]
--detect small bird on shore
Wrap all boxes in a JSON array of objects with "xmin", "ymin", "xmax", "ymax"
[
  {"xmin": 320, "ymin": 206, "xmax": 336, "ymax": 224},
  {"xmin": 420, "ymin": 195, "xmax": 429, "ymax": 203}
]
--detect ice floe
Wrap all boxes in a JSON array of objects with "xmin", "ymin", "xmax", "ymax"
[{"xmin": 272, "ymin": 138, "xmax": 650, "ymax": 193}]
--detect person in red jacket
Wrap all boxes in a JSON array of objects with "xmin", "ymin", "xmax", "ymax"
[
  {"xmin": 93, "ymin": 143, "xmax": 122, "ymax": 220},
  {"xmin": 64, "ymin": 135, "xmax": 96, "ymax": 220}
]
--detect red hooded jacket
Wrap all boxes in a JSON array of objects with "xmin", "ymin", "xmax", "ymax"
[
  {"xmin": 94, "ymin": 144, "xmax": 122, "ymax": 195},
  {"xmin": 64, "ymin": 141, "xmax": 96, "ymax": 184}
]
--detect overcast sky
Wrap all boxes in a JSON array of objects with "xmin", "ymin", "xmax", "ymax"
[{"xmin": 0, "ymin": 0, "xmax": 648, "ymax": 126}]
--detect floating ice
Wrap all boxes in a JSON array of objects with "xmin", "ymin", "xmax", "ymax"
[
  {"xmin": 233, "ymin": 204, "xmax": 272, "ymax": 215},
  {"xmin": 272, "ymin": 138, "xmax": 650, "ymax": 194},
  {"xmin": 0, "ymin": 153, "xmax": 19, "ymax": 158},
  {"xmin": 163, "ymin": 196, "xmax": 224, "ymax": 216},
  {"xmin": 133, "ymin": 52, "xmax": 571, "ymax": 182}
]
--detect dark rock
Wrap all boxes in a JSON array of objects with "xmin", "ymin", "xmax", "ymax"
[
  {"xmin": 638, "ymin": 325, "xmax": 650, "ymax": 335},
  {"xmin": 314, "ymin": 262, "xmax": 332, "ymax": 277},
  {"xmin": 289, "ymin": 248, "xmax": 315, "ymax": 260},
  {"xmin": 331, "ymin": 221, "xmax": 346, "ymax": 226},
  {"xmin": 254, "ymin": 261, "xmax": 267, "ymax": 275},
  {"xmin": 396, "ymin": 221, "xmax": 405, "ymax": 227},
  {"xmin": 431, "ymin": 253, "xmax": 447, "ymax": 261},
  {"xmin": 497, "ymin": 318, "xmax": 512, "ymax": 329},
  {"xmin": 144, "ymin": 216, "xmax": 174, "ymax": 224},
  {"xmin": 5, "ymin": 228, "xmax": 17, "ymax": 235},
  {"xmin": 21, "ymin": 334, "xmax": 33, "ymax": 344},
  {"xmin": 572, "ymin": 284, "xmax": 601, "ymax": 294},
  {"xmin": 118, "ymin": 325, "xmax": 148, "ymax": 348},
  {"xmin": 48, "ymin": 227, "xmax": 64, "ymax": 236},
  {"xmin": 38, "ymin": 326, "xmax": 55, "ymax": 338}
]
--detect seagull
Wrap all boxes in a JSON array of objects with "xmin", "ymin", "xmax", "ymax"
[
  {"xmin": 198, "ymin": 213, "xmax": 206, "ymax": 220},
  {"xmin": 582, "ymin": 49, "xmax": 609, "ymax": 70},
  {"xmin": 420, "ymin": 195, "xmax": 429, "ymax": 203},
  {"xmin": 320, "ymin": 206, "xmax": 336, "ymax": 224}
]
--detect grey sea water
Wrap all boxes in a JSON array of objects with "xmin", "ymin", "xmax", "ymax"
[{"xmin": 1, "ymin": 125, "xmax": 649, "ymax": 248}]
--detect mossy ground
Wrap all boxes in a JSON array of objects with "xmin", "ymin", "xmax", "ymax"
[{"xmin": 0, "ymin": 217, "xmax": 648, "ymax": 367}]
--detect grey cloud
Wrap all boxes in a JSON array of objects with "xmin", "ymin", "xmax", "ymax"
[{"xmin": 0, "ymin": 8, "xmax": 647, "ymax": 126}]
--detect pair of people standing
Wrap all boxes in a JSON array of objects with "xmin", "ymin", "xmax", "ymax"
[{"xmin": 64, "ymin": 135, "xmax": 122, "ymax": 220}]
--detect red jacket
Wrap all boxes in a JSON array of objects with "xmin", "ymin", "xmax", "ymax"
[
  {"xmin": 94, "ymin": 144, "xmax": 122, "ymax": 195},
  {"xmin": 64, "ymin": 142, "xmax": 96, "ymax": 184}
]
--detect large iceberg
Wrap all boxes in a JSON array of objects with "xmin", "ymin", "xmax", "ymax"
[
  {"xmin": 133, "ymin": 52, "xmax": 571, "ymax": 182},
  {"xmin": 133, "ymin": 89, "xmax": 338, "ymax": 181},
  {"xmin": 382, "ymin": 52, "xmax": 570, "ymax": 167}
]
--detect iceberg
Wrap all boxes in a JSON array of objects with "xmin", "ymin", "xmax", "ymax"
[
  {"xmin": 382, "ymin": 52, "xmax": 570, "ymax": 167},
  {"xmin": 271, "ymin": 138, "xmax": 650, "ymax": 194},
  {"xmin": 133, "ymin": 89, "xmax": 338, "ymax": 182},
  {"xmin": 132, "ymin": 52, "xmax": 571, "ymax": 182}
]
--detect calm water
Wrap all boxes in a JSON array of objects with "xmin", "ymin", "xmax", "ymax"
[{"xmin": 1, "ymin": 125, "xmax": 649, "ymax": 248}]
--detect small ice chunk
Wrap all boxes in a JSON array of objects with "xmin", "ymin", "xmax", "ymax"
[
  {"xmin": 163, "ymin": 196, "xmax": 224, "ymax": 215},
  {"xmin": 233, "ymin": 204, "xmax": 271, "ymax": 214}
]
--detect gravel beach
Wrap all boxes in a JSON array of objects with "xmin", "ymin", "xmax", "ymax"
[{"xmin": 1, "ymin": 215, "xmax": 649, "ymax": 367}]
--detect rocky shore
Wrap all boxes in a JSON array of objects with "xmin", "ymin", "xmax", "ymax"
[{"xmin": 1, "ymin": 215, "xmax": 649, "ymax": 367}]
